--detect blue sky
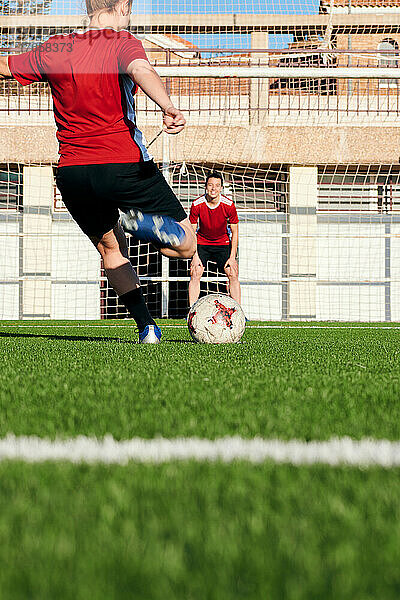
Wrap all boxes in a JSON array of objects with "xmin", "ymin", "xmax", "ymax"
[
  {"xmin": 53, "ymin": 0, "xmax": 320, "ymax": 16},
  {"xmin": 132, "ymin": 0, "xmax": 320, "ymax": 15},
  {"xmin": 52, "ymin": 0, "xmax": 320, "ymax": 49}
]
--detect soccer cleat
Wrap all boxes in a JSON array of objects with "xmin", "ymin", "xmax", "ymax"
[
  {"xmin": 139, "ymin": 324, "xmax": 162, "ymax": 344},
  {"xmin": 120, "ymin": 210, "xmax": 185, "ymax": 248}
]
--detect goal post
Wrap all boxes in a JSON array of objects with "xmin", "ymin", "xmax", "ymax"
[{"xmin": 1, "ymin": 51, "xmax": 400, "ymax": 320}]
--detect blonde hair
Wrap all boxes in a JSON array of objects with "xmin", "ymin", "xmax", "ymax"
[{"xmin": 85, "ymin": 0, "xmax": 131, "ymax": 17}]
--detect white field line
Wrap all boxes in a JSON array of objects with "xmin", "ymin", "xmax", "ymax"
[
  {"xmin": 1, "ymin": 324, "xmax": 400, "ymax": 330},
  {"xmin": 1, "ymin": 436, "xmax": 400, "ymax": 467}
]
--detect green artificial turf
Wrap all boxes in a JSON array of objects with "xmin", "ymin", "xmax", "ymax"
[
  {"xmin": 1, "ymin": 321, "xmax": 400, "ymax": 599},
  {"xmin": 0, "ymin": 321, "xmax": 400, "ymax": 440},
  {"xmin": 0, "ymin": 462, "xmax": 399, "ymax": 600}
]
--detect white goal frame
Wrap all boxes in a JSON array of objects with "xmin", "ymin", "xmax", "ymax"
[{"xmin": 1, "ymin": 64, "xmax": 400, "ymax": 321}]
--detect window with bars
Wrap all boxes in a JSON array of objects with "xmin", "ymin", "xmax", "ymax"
[
  {"xmin": 378, "ymin": 39, "xmax": 399, "ymax": 87},
  {"xmin": 0, "ymin": 165, "xmax": 22, "ymax": 210}
]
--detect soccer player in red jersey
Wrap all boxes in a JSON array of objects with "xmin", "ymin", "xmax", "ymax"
[
  {"xmin": 189, "ymin": 172, "xmax": 241, "ymax": 306},
  {"xmin": 0, "ymin": 0, "xmax": 196, "ymax": 343}
]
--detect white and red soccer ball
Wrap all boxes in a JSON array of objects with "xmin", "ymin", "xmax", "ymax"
[{"xmin": 187, "ymin": 293, "xmax": 246, "ymax": 344}]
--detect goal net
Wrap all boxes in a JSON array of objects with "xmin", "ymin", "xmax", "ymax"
[{"xmin": 1, "ymin": 0, "xmax": 400, "ymax": 321}]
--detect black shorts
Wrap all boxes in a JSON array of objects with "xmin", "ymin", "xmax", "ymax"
[
  {"xmin": 197, "ymin": 244, "xmax": 231, "ymax": 274},
  {"xmin": 56, "ymin": 160, "xmax": 187, "ymax": 239}
]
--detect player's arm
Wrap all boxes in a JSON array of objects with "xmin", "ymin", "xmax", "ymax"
[
  {"xmin": 190, "ymin": 223, "xmax": 202, "ymax": 263},
  {"xmin": 4, "ymin": 45, "xmax": 47, "ymax": 86},
  {"xmin": 127, "ymin": 59, "xmax": 185, "ymax": 134},
  {"xmin": 230, "ymin": 224, "xmax": 239, "ymax": 260},
  {"xmin": 188, "ymin": 207, "xmax": 202, "ymax": 265},
  {"xmin": 224, "ymin": 223, "xmax": 239, "ymax": 274},
  {"xmin": 0, "ymin": 56, "xmax": 12, "ymax": 79}
]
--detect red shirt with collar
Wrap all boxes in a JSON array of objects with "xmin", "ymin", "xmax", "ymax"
[
  {"xmin": 8, "ymin": 29, "xmax": 151, "ymax": 167},
  {"xmin": 189, "ymin": 194, "xmax": 239, "ymax": 246}
]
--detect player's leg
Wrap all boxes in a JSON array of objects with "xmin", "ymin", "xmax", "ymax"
[
  {"xmin": 115, "ymin": 162, "xmax": 195, "ymax": 259},
  {"xmin": 91, "ymin": 225, "xmax": 139, "ymax": 295},
  {"xmin": 120, "ymin": 213, "xmax": 196, "ymax": 258},
  {"xmin": 188, "ymin": 248, "xmax": 205, "ymax": 306},
  {"xmin": 224, "ymin": 261, "xmax": 241, "ymax": 304},
  {"xmin": 157, "ymin": 218, "xmax": 196, "ymax": 259},
  {"xmin": 56, "ymin": 166, "xmax": 160, "ymax": 343},
  {"xmin": 214, "ymin": 246, "xmax": 242, "ymax": 305},
  {"xmin": 90, "ymin": 224, "xmax": 161, "ymax": 343}
]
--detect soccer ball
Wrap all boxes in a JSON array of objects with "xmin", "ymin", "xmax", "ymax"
[{"xmin": 187, "ymin": 294, "xmax": 246, "ymax": 344}]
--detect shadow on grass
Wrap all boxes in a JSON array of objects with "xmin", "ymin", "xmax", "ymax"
[
  {"xmin": 0, "ymin": 331, "xmax": 133, "ymax": 344},
  {"xmin": 0, "ymin": 332, "xmax": 193, "ymax": 344}
]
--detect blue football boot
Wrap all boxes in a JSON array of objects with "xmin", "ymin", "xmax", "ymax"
[
  {"xmin": 139, "ymin": 324, "xmax": 162, "ymax": 344},
  {"xmin": 120, "ymin": 210, "xmax": 185, "ymax": 248}
]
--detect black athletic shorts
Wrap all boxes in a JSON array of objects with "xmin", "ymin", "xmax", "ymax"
[
  {"xmin": 56, "ymin": 160, "xmax": 187, "ymax": 239},
  {"xmin": 197, "ymin": 244, "xmax": 231, "ymax": 274}
]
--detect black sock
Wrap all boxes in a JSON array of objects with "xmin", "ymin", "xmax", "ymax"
[{"xmin": 119, "ymin": 288, "xmax": 156, "ymax": 333}]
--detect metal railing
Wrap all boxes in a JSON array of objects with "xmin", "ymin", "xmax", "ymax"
[{"xmin": 1, "ymin": 48, "xmax": 399, "ymax": 120}]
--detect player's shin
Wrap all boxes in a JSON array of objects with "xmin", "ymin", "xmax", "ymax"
[
  {"xmin": 119, "ymin": 287, "xmax": 157, "ymax": 333},
  {"xmin": 188, "ymin": 278, "xmax": 201, "ymax": 306}
]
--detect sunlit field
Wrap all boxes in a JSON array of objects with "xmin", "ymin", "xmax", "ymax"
[{"xmin": 1, "ymin": 321, "xmax": 400, "ymax": 599}]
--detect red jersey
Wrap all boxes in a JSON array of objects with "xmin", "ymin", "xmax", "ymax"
[
  {"xmin": 189, "ymin": 194, "xmax": 239, "ymax": 246},
  {"xmin": 8, "ymin": 29, "xmax": 152, "ymax": 167}
]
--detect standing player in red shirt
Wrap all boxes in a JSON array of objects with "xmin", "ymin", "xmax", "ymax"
[
  {"xmin": 189, "ymin": 172, "xmax": 241, "ymax": 306},
  {"xmin": 0, "ymin": 0, "xmax": 195, "ymax": 343}
]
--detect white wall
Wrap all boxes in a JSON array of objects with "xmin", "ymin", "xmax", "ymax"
[
  {"xmin": 239, "ymin": 220, "xmax": 282, "ymax": 320},
  {"xmin": 51, "ymin": 220, "xmax": 101, "ymax": 320},
  {"xmin": 0, "ymin": 208, "xmax": 397, "ymax": 322},
  {"xmin": 0, "ymin": 214, "xmax": 101, "ymax": 320},
  {"xmin": 0, "ymin": 220, "xmax": 19, "ymax": 319},
  {"xmin": 238, "ymin": 217, "xmax": 394, "ymax": 321}
]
